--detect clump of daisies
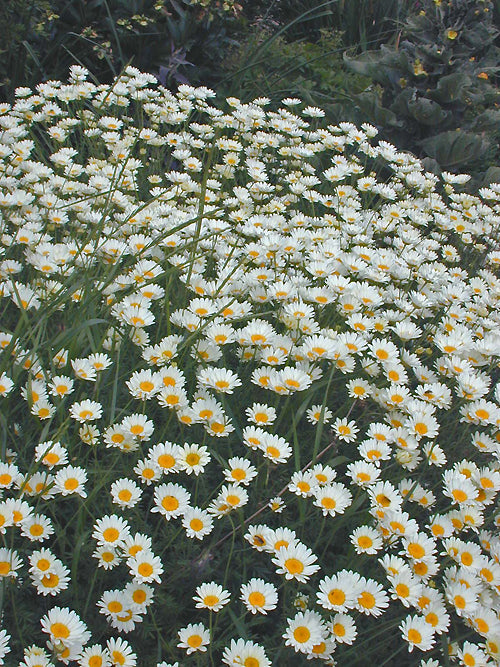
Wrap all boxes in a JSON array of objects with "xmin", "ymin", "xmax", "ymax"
[{"xmin": 0, "ymin": 65, "xmax": 499, "ymax": 664}]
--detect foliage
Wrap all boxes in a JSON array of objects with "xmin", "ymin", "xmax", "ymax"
[
  {"xmin": 0, "ymin": 0, "xmax": 242, "ymax": 101},
  {"xmin": 0, "ymin": 0, "xmax": 417, "ymax": 105},
  {"xmin": 0, "ymin": 0, "xmax": 55, "ymax": 100},
  {"xmin": 219, "ymin": 28, "xmax": 370, "ymax": 115},
  {"xmin": 344, "ymin": 0, "xmax": 500, "ymax": 176},
  {"xmin": 239, "ymin": 0, "xmax": 412, "ymax": 51},
  {"xmin": 0, "ymin": 68, "xmax": 500, "ymax": 666},
  {"xmin": 327, "ymin": 0, "xmax": 412, "ymax": 51}
]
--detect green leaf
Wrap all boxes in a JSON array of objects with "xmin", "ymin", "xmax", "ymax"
[
  {"xmin": 430, "ymin": 72, "xmax": 470, "ymax": 103},
  {"xmin": 226, "ymin": 607, "xmax": 248, "ymax": 638},
  {"xmin": 482, "ymin": 166, "xmax": 500, "ymax": 186},
  {"xmin": 343, "ymin": 50, "xmax": 383, "ymax": 77},
  {"xmin": 344, "ymin": 47, "xmax": 407, "ymax": 87},
  {"xmin": 354, "ymin": 91, "xmax": 400, "ymax": 126},
  {"xmin": 389, "ymin": 88, "xmax": 415, "ymax": 117},
  {"xmin": 50, "ymin": 317, "xmax": 110, "ymax": 350},
  {"xmin": 470, "ymin": 108, "xmax": 500, "ymax": 133},
  {"xmin": 407, "ymin": 97, "xmax": 449, "ymax": 126},
  {"xmin": 419, "ymin": 130, "xmax": 490, "ymax": 169}
]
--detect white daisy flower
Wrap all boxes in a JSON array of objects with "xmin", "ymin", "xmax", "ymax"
[
  {"xmin": 240, "ymin": 578, "xmax": 278, "ymax": 615},
  {"xmin": 193, "ymin": 582, "xmax": 230, "ymax": 612}
]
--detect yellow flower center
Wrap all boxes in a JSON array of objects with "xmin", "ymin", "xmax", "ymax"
[
  {"xmin": 285, "ymin": 558, "xmax": 304, "ymax": 574},
  {"xmin": 376, "ymin": 493, "xmax": 391, "ymax": 507},
  {"xmin": 162, "ymin": 496, "xmax": 179, "ymax": 512},
  {"xmin": 244, "ymin": 658, "xmax": 259, "ymax": 667},
  {"xmin": 461, "ymin": 552, "xmax": 473, "ymax": 567},
  {"xmin": 44, "ymin": 452, "xmax": 60, "ymax": 465},
  {"xmin": 50, "ymin": 622, "xmax": 70, "ymax": 639},
  {"xmin": 190, "ymin": 518, "xmax": 203, "ymax": 531},
  {"xmin": 413, "ymin": 561, "xmax": 428, "ymax": 576},
  {"xmin": 407, "ymin": 628, "xmax": 422, "ymax": 644},
  {"xmin": 396, "ymin": 583, "xmax": 409, "ymax": 598},
  {"xmin": 102, "ymin": 527, "xmax": 120, "ymax": 542},
  {"xmin": 266, "ymin": 446, "xmax": 281, "ymax": 459},
  {"xmin": 41, "ymin": 573, "xmax": 59, "ymax": 588},
  {"xmin": 452, "ymin": 489, "xmax": 468, "ymax": 503},
  {"xmin": 476, "ymin": 618, "xmax": 489, "ymax": 634},
  {"xmin": 187, "ymin": 634, "xmax": 202, "ymax": 648},
  {"xmin": 333, "ymin": 622, "xmax": 346, "ymax": 636},
  {"xmin": 0, "ymin": 562, "xmax": 11, "ymax": 575},
  {"xmin": 328, "ymin": 589, "xmax": 345, "ymax": 606},
  {"xmin": 203, "ymin": 595, "xmax": 219, "ymax": 607},
  {"xmin": 210, "ymin": 422, "xmax": 225, "ymax": 433},
  {"xmin": 186, "ymin": 453, "xmax": 201, "ymax": 466},
  {"xmin": 358, "ymin": 591, "xmax": 375, "ymax": 609},
  {"xmin": 293, "ymin": 626, "xmax": 311, "ymax": 643},
  {"xmin": 248, "ymin": 591, "xmax": 266, "ymax": 607},
  {"xmin": 426, "ymin": 612, "xmax": 438, "ymax": 627},
  {"xmin": 112, "ymin": 650, "xmax": 126, "ymax": 665},
  {"xmin": 407, "ymin": 543, "xmax": 425, "ymax": 559},
  {"xmin": 157, "ymin": 454, "xmax": 175, "ymax": 469},
  {"xmin": 139, "ymin": 381, "xmax": 155, "ymax": 393},
  {"xmin": 358, "ymin": 535, "xmax": 373, "ymax": 549},
  {"xmin": 138, "ymin": 562, "xmax": 153, "ymax": 578},
  {"xmin": 64, "ymin": 478, "xmax": 79, "ymax": 491},
  {"xmin": 133, "ymin": 589, "xmax": 147, "ymax": 604}
]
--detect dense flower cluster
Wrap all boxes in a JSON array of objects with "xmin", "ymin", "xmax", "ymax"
[{"xmin": 0, "ymin": 66, "xmax": 499, "ymax": 665}]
